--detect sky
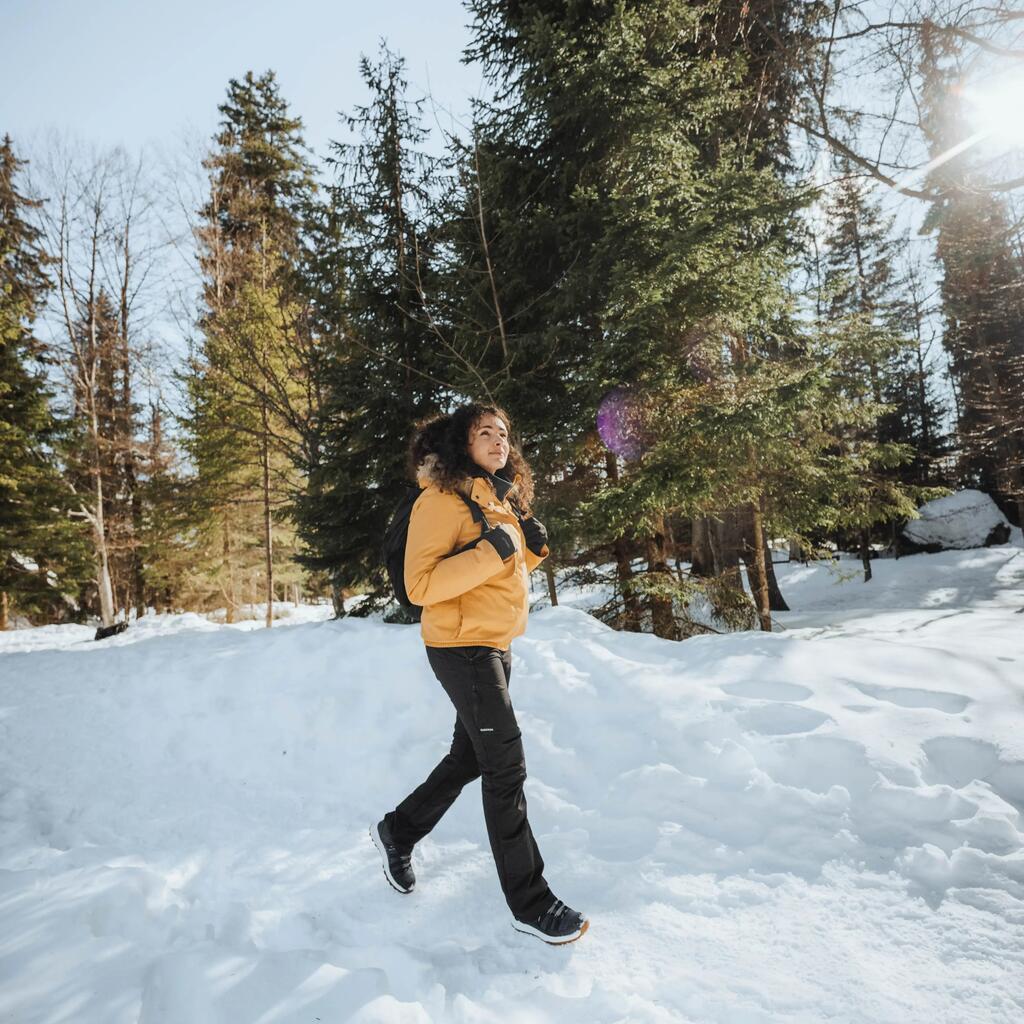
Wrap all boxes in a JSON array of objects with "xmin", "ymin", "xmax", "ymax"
[
  {"xmin": 0, "ymin": 0, "xmax": 492, "ymax": 413},
  {"xmin": 1, "ymin": 0, "xmax": 488, "ymax": 161}
]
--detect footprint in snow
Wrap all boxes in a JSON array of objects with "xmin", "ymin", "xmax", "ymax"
[
  {"xmin": 852, "ymin": 682, "xmax": 969, "ymax": 714},
  {"xmin": 719, "ymin": 680, "xmax": 813, "ymax": 702},
  {"xmin": 920, "ymin": 736, "xmax": 1024, "ymax": 816},
  {"xmin": 733, "ymin": 704, "xmax": 832, "ymax": 736}
]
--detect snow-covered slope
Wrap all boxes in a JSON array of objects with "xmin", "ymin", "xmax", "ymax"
[{"xmin": 1, "ymin": 540, "xmax": 1023, "ymax": 1023}]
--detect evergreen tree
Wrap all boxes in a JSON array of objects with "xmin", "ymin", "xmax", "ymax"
[
  {"xmin": 187, "ymin": 70, "xmax": 319, "ymax": 625},
  {"xmin": 920, "ymin": 28, "xmax": 1024, "ymax": 526},
  {"xmin": 458, "ymin": 0, "xmax": 827, "ymax": 636},
  {"xmin": 298, "ymin": 46, "xmax": 445, "ymax": 616},
  {"xmin": 816, "ymin": 168, "xmax": 940, "ymax": 577},
  {"xmin": 0, "ymin": 136, "xmax": 89, "ymax": 626},
  {"xmin": 130, "ymin": 400, "xmax": 188, "ymax": 614},
  {"xmin": 893, "ymin": 259, "xmax": 950, "ymax": 488},
  {"xmin": 289, "ymin": 180, "xmax": 351, "ymax": 614}
]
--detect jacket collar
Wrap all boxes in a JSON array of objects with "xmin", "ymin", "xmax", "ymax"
[
  {"xmin": 468, "ymin": 463, "xmax": 516, "ymax": 503},
  {"xmin": 416, "ymin": 452, "xmax": 522, "ymax": 507}
]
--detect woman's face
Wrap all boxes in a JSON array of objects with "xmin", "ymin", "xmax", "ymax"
[{"xmin": 466, "ymin": 414, "xmax": 510, "ymax": 474}]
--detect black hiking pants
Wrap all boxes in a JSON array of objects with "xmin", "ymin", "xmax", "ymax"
[{"xmin": 384, "ymin": 644, "xmax": 553, "ymax": 921}]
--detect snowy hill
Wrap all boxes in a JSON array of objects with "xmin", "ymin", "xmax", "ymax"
[{"xmin": 1, "ymin": 540, "xmax": 1023, "ymax": 1023}]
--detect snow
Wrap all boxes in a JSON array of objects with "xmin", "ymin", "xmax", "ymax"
[
  {"xmin": 1, "ymin": 537, "xmax": 1023, "ymax": 1023},
  {"xmin": 902, "ymin": 488, "xmax": 1011, "ymax": 550}
]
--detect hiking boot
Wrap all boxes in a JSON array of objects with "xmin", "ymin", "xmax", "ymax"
[
  {"xmin": 512, "ymin": 897, "xmax": 589, "ymax": 945},
  {"xmin": 369, "ymin": 818, "xmax": 415, "ymax": 894}
]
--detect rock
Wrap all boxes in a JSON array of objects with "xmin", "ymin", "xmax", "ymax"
[
  {"xmin": 900, "ymin": 489, "xmax": 1011, "ymax": 553},
  {"xmin": 94, "ymin": 621, "xmax": 129, "ymax": 641}
]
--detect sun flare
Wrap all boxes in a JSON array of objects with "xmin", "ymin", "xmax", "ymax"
[{"xmin": 962, "ymin": 75, "xmax": 1024, "ymax": 145}]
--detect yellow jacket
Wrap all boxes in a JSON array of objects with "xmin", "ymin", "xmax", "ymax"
[{"xmin": 405, "ymin": 453, "xmax": 549, "ymax": 650}]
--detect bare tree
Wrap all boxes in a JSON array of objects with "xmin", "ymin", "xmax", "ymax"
[
  {"xmin": 785, "ymin": 2, "xmax": 1024, "ymax": 200},
  {"xmin": 29, "ymin": 135, "xmax": 167, "ymax": 625}
]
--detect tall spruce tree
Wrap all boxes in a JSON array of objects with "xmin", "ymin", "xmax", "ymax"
[
  {"xmin": 187, "ymin": 70, "xmax": 319, "ymax": 625},
  {"xmin": 458, "ymin": 0, "xmax": 827, "ymax": 636},
  {"xmin": 920, "ymin": 28, "xmax": 1024, "ymax": 526},
  {"xmin": 0, "ymin": 136, "xmax": 89, "ymax": 626},
  {"xmin": 816, "ymin": 167, "xmax": 938, "ymax": 577},
  {"xmin": 128, "ymin": 400, "xmax": 186, "ymax": 614},
  {"xmin": 894, "ymin": 259, "xmax": 950, "ymax": 488},
  {"xmin": 297, "ymin": 46, "xmax": 445, "ymax": 616}
]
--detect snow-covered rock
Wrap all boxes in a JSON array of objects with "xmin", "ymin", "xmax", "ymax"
[{"xmin": 902, "ymin": 488, "xmax": 1011, "ymax": 551}]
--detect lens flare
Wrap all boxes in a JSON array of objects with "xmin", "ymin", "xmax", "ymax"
[
  {"xmin": 962, "ymin": 75, "xmax": 1024, "ymax": 146},
  {"xmin": 597, "ymin": 387, "xmax": 652, "ymax": 462}
]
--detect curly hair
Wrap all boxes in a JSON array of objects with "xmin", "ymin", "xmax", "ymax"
[{"xmin": 407, "ymin": 402, "xmax": 536, "ymax": 514}]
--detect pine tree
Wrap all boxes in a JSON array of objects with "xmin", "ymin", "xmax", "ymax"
[
  {"xmin": 187, "ymin": 70, "xmax": 319, "ymax": 625},
  {"xmin": 815, "ymin": 167, "xmax": 937, "ymax": 578},
  {"xmin": 289, "ymin": 186, "xmax": 351, "ymax": 614},
  {"xmin": 893, "ymin": 260, "xmax": 950, "ymax": 488},
  {"xmin": 296, "ymin": 46, "xmax": 445, "ymax": 616},
  {"xmin": 458, "ymin": 0, "xmax": 827, "ymax": 636},
  {"xmin": 920, "ymin": 27, "xmax": 1024, "ymax": 526},
  {"xmin": 0, "ymin": 136, "xmax": 89, "ymax": 626},
  {"xmin": 130, "ymin": 401, "xmax": 186, "ymax": 613}
]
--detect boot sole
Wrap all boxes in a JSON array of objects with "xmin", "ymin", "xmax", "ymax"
[
  {"xmin": 369, "ymin": 823, "xmax": 415, "ymax": 894},
  {"xmin": 511, "ymin": 916, "xmax": 589, "ymax": 945}
]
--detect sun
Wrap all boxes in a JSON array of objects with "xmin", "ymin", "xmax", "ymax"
[{"xmin": 962, "ymin": 75, "xmax": 1024, "ymax": 146}]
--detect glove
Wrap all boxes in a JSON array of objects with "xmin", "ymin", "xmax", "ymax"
[
  {"xmin": 481, "ymin": 522, "xmax": 520, "ymax": 561},
  {"xmin": 518, "ymin": 514, "xmax": 548, "ymax": 555}
]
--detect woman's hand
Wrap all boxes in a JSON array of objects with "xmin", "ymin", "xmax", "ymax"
[
  {"xmin": 518, "ymin": 515, "xmax": 548, "ymax": 555},
  {"xmin": 481, "ymin": 522, "xmax": 521, "ymax": 561}
]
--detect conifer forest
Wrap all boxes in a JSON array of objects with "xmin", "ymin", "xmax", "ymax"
[{"xmin": 3, "ymin": 0, "xmax": 1023, "ymax": 639}]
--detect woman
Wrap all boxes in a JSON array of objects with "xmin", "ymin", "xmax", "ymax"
[{"xmin": 370, "ymin": 403, "xmax": 589, "ymax": 946}]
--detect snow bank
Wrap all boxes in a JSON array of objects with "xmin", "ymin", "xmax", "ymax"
[{"xmin": 1, "ymin": 544, "xmax": 1023, "ymax": 1022}]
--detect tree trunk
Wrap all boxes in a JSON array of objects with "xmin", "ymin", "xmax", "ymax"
[
  {"xmin": 692, "ymin": 511, "xmax": 746, "ymax": 592},
  {"xmin": 690, "ymin": 516, "xmax": 716, "ymax": 576},
  {"xmin": 544, "ymin": 561, "xmax": 558, "ymax": 607},
  {"xmin": 261, "ymin": 406, "xmax": 274, "ymax": 629},
  {"xmin": 130, "ymin": 485, "xmax": 145, "ymax": 619},
  {"xmin": 606, "ymin": 452, "xmax": 641, "ymax": 630},
  {"xmin": 859, "ymin": 527, "xmax": 873, "ymax": 582},
  {"xmin": 331, "ymin": 579, "xmax": 347, "ymax": 619},
  {"xmin": 94, "ymin": 488, "xmax": 116, "ymax": 626},
  {"xmin": 761, "ymin": 546, "xmax": 789, "ymax": 612},
  {"xmin": 664, "ymin": 516, "xmax": 681, "ymax": 576},
  {"xmin": 645, "ymin": 515, "xmax": 677, "ymax": 640},
  {"xmin": 91, "ymin": 400, "xmax": 116, "ymax": 627},
  {"xmin": 120, "ymin": 319, "xmax": 144, "ymax": 619},
  {"xmin": 748, "ymin": 499, "xmax": 772, "ymax": 632},
  {"xmin": 736, "ymin": 508, "xmax": 789, "ymax": 611},
  {"xmin": 613, "ymin": 537, "xmax": 641, "ymax": 629},
  {"xmin": 1, "ymin": 591, "xmax": 8, "ymax": 631},
  {"xmin": 223, "ymin": 524, "xmax": 236, "ymax": 624}
]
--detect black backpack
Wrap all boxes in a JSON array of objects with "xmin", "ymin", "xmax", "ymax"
[{"xmin": 382, "ymin": 484, "xmax": 490, "ymax": 619}]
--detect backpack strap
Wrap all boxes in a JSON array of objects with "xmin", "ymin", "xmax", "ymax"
[
  {"xmin": 456, "ymin": 491, "xmax": 489, "ymax": 529},
  {"xmin": 447, "ymin": 491, "xmax": 493, "ymax": 557}
]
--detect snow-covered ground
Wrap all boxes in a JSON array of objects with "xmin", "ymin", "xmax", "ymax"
[{"xmin": 2, "ymin": 537, "xmax": 1023, "ymax": 1023}]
